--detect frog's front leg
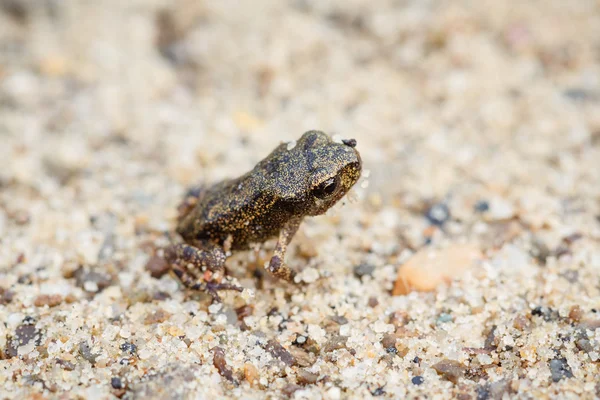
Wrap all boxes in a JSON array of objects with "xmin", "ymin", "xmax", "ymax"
[
  {"xmin": 267, "ymin": 217, "xmax": 302, "ymax": 282},
  {"xmin": 165, "ymin": 242, "xmax": 242, "ymax": 301}
]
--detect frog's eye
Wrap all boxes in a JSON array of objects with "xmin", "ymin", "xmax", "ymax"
[{"xmin": 313, "ymin": 176, "xmax": 339, "ymax": 199}]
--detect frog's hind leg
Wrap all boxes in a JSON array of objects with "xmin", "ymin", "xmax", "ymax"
[
  {"xmin": 165, "ymin": 242, "xmax": 242, "ymax": 301},
  {"xmin": 267, "ymin": 217, "xmax": 302, "ymax": 282}
]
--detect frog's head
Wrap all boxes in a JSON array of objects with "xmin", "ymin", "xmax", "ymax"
[{"xmin": 299, "ymin": 130, "xmax": 362, "ymax": 216}]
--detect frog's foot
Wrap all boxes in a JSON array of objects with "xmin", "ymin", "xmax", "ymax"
[
  {"xmin": 166, "ymin": 242, "xmax": 241, "ymax": 301},
  {"xmin": 268, "ymin": 255, "xmax": 296, "ymax": 282},
  {"xmin": 266, "ymin": 217, "xmax": 302, "ymax": 282},
  {"xmin": 205, "ymin": 281, "xmax": 244, "ymax": 302}
]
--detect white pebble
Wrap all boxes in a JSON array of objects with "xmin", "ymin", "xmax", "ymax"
[
  {"xmin": 84, "ymin": 281, "xmax": 99, "ymax": 293},
  {"xmin": 208, "ymin": 303, "xmax": 222, "ymax": 314},
  {"xmin": 300, "ymin": 267, "xmax": 320, "ymax": 283},
  {"xmin": 326, "ymin": 386, "xmax": 341, "ymax": 400},
  {"xmin": 476, "ymin": 353, "xmax": 493, "ymax": 365},
  {"xmin": 371, "ymin": 320, "xmax": 393, "ymax": 334}
]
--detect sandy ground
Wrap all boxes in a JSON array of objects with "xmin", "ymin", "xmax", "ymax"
[{"xmin": 1, "ymin": 0, "xmax": 600, "ymax": 399}]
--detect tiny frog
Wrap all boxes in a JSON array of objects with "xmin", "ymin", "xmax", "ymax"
[{"xmin": 165, "ymin": 130, "xmax": 362, "ymax": 300}]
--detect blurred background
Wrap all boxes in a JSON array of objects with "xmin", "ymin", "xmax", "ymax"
[{"xmin": 1, "ymin": 1, "xmax": 599, "ymax": 398}]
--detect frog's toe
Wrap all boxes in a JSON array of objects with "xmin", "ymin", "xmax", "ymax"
[{"xmin": 205, "ymin": 281, "xmax": 244, "ymax": 302}]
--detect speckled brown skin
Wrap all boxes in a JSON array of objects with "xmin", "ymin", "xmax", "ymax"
[{"xmin": 166, "ymin": 130, "xmax": 362, "ymax": 300}]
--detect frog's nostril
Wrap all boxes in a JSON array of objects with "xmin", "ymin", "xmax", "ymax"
[{"xmin": 342, "ymin": 138, "xmax": 357, "ymax": 148}]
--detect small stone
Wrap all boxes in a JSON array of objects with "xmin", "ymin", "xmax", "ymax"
[
  {"xmin": 6, "ymin": 322, "xmax": 42, "ymax": 358},
  {"xmin": 322, "ymin": 335, "xmax": 348, "ymax": 353},
  {"xmin": 264, "ymin": 339, "xmax": 296, "ymax": 366},
  {"xmin": 326, "ymin": 386, "xmax": 341, "ymax": 400},
  {"xmin": 569, "ymin": 305, "xmax": 583, "ymax": 322},
  {"xmin": 34, "ymin": 294, "xmax": 63, "ymax": 307},
  {"xmin": 56, "ymin": 359, "xmax": 75, "ymax": 371},
  {"xmin": 282, "ymin": 384, "xmax": 303, "ymax": 397},
  {"xmin": 300, "ymin": 267, "xmax": 320, "ymax": 283},
  {"xmin": 425, "ymin": 203, "xmax": 451, "ymax": 226},
  {"xmin": 486, "ymin": 198, "xmax": 515, "ymax": 221},
  {"xmin": 530, "ymin": 238, "xmax": 551, "ymax": 265},
  {"xmin": 144, "ymin": 309, "xmax": 171, "ymax": 325},
  {"xmin": 111, "ymin": 377, "xmax": 124, "ymax": 389},
  {"xmin": 393, "ymin": 244, "xmax": 481, "ymax": 295},
  {"xmin": 120, "ymin": 342, "xmax": 137, "ymax": 354},
  {"xmin": 79, "ymin": 341, "xmax": 100, "ymax": 365},
  {"xmin": 579, "ymin": 319, "xmax": 600, "ymax": 330},
  {"xmin": 168, "ymin": 326, "xmax": 185, "ymax": 337},
  {"xmin": 488, "ymin": 379, "xmax": 511, "ymax": 399},
  {"xmin": 381, "ymin": 333, "xmax": 397, "ymax": 349},
  {"xmin": 212, "ymin": 347, "xmax": 237, "ymax": 383},
  {"xmin": 549, "ymin": 358, "xmax": 573, "ymax": 382},
  {"xmin": 474, "ymin": 200, "xmax": 490, "ymax": 213},
  {"xmin": 368, "ymin": 297, "xmax": 379, "ymax": 308},
  {"xmin": 288, "ymin": 346, "xmax": 314, "ymax": 367},
  {"xmin": 146, "ymin": 255, "xmax": 171, "ymax": 279},
  {"xmin": 353, "ymin": 263, "xmax": 375, "ymax": 278},
  {"xmin": 432, "ymin": 359, "xmax": 465, "ymax": 384},
  {"xmin": 0, "ymin": 288, "xmax": 14, "ymax": 305},
  {"xmin": 75, "ymin": 268, "xmax": 113, "ymax": 293},
  {"xmin": 411, "ymin": 376, "xmax": 424, "ymax": 385},
  {"xmin": 244, "ymin": 363, "xmax": 260, "ymax": 387},
  {"xmin": 575, "ymin": 337, "xmax": 594, "ymax": 353},
  {"xmin": 297, "ymin": 369, "xmax": 319, "ymax": 385},
  {"xmin": 437, "ymin": 313, "xmax": 453, "ymax": 324}
]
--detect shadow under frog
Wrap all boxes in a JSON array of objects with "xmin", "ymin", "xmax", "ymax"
[{"xmin": 165, "ymin": 130, "xmax": 362, "ymax": 300}]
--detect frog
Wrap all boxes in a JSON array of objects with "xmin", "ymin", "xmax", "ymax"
[{"xmin": 165, "ymin": 130, "xmax": 362, "ymax": 300}]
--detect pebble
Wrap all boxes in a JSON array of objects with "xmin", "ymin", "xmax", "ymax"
[
  {"xmin": 244, "ymin": 363, "xmax": 260, "ymax": 387},
  {"xmin": 411, "ymin": 376, "xmax": 424, "ymax": 385},
  {"xmin": 299, "ymin": 267, "xmax": 320, "ymax": 283},
  {"xmin": 296, "ymin": 369, "xmax": 319, "ymax": 385},
  {"xmin": 485, "ymin": 198, "xmax": 515, "ymax": 221},
  {"xmin": 432, "ymin": 359, "xmax": 465, "ymax": 384},
  {"xmin": 549, "ymin": 358, "xmax": 573, "ymax": 382},
  {"xmin": 146, "ymin": 255, "xmax": 171, "ymax": 279},
  {"xmin": 393, "ymin": 244, "xmax": 481, "ymax": 295},
  {"xmin": 34, "ymin": 294, "xmax": 63, "ymax": 307},
  {"xmin": 353, "ymin": 263, "xmax": 375, "ymax": 278},
  {"xmin": 425, "ymin": 203, "xmax": 451, "ymax": 226}
]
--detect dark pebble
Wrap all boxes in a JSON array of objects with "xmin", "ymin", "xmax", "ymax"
[
  {"xmin": 211, "ymin": 346, "xmax": 237, "ymax": 384},
  {"xmin": 432, "ymin": 359, "xmax": 465, "ymax": 383},
  {"xmin": 531, "ymin": 306, "xmax": 557, "ymax": 321},
  {"xmin": 411, "ymin": 376, "xmax": 424, "ymax": 385},
  {"xmin": 74, "ymin": 268, "xmax": 113, "ymax": 292},
  {"xmin": 145, "ymin": 255, "xmax": 171, "ymax": 279},
  {"xmin": 549, "ymin": 358, "xmax": 573, "ymax": 382},
  {"xmin": 371, "ymin": 387, "xmax": 385, "ymax": 396},
  {"xmin": 425, "ymin": 203, "xmax": 450, "ymax": 226},
  {"xmin": 111, "ymin": 377, "xmax": 124, "ymax": 389},
  {"xmin": 474, "ymin": 200, "xmax": 489, "ymax": 213},
  {"xmin": 120, "ymin": 342, "xmax": 137, "ymax": 354},
  {"xmin": 79, "ymin": 341, "xmax": 100, "ymax": 364},
  {"xmin": 353, "ymin": 263, "xmax": 375, "ymax": 278},
  {"xmin": 264, "ymin": 339, "xmax": 296, "ymax": 366}
]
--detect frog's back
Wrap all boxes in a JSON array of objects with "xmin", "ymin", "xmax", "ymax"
[{"xmin": 176, "ymin": 172, "xmax": 294, "ymax": 249}]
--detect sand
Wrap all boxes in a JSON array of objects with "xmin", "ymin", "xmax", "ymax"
[{"xmin": 1, "ymin": 0, "xmax": 599, "ymax": 399}]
